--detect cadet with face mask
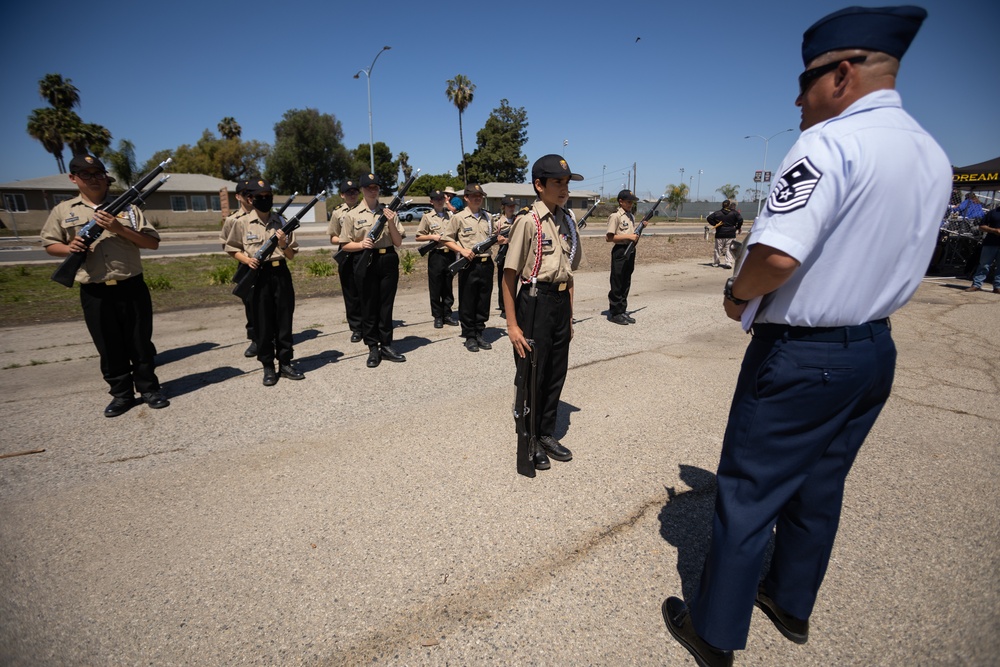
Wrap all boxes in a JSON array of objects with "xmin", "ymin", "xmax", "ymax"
[{"xmin": 224, "ymin": 178, "xmax": 304, "ymax": 386}]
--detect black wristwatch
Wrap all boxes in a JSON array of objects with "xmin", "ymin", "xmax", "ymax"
[{"xmin": 724, "ymin": 277, "xmax": 748, "ymax": 305}]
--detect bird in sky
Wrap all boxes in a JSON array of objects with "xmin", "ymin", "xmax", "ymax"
[{"xmin": 635, "ymin": 36, "xmax": 641, "ymax": 43}]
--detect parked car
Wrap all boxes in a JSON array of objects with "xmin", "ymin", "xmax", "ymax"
[{"xmin": 400, "ymin": 205, "xmax": 433, "ymax": 222}]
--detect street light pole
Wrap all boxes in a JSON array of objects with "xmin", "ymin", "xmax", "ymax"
[
  {"xmin": 744, "ymin": 129, "xmax": 794, "ymax": 219},
  {"xmin": 354, "ymin": 45, "xmax": 391, "ymax": 174},
  {"xmin": 602, "ymin": 164, "xmax": 606, "ymax": 200},
  {"xmin": 697, "ymin": 169, "xmax": 703, "ymax": 201}
]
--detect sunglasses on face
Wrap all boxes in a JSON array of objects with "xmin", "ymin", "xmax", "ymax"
[{"xmin": 798, "ymin": 55, "xmax": 867, "ymax": 94}]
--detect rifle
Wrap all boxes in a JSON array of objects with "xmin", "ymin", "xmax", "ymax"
[
  {"xmin": 514, "ymin": 340, "xmax": 538, "ymax": 478},
  {"xmin": 133, "ymin": 175, "xmax": 169, "ymax": 210},
  {"xmin": 622, "ymin": 195, "xmax": 665, "ymax": 259},
  {"xmin": 50, "ymin": 158, "xmax": 173, "ymax": 287},
  {"xmin": 274, "ymin": 191, "xmax": 299, "ymax": 218},
  {"xmin": 333, "ymin": 170, "xmax": 419, "ymax": 271},
  {"xmin": 447, "ymin": 222, "xmax": 511, "ymax": 274},
  {"xmin": 574, "ymin": 200, "xmax": 601, "ymax": 230},
  {"xmin": 417, "ymin": 239, "xmax": 440, "ymax": 256},
  {"xmin": 231, "ymin": 190, "xmax": 327, "ymax": 299}
]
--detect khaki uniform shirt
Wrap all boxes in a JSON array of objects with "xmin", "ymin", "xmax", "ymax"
[
  {"xmin": 606, "ymin": 206, "xmax": 636, "ymax": 244},
  {"xmin": 220, "ymin": 208, "xmax": 250, "ymax": 245},
  {"xmin": 326, "ymin": 202, "xmax": 353, "ymax": 240},
  {"xmin": 505, "ymin": 200, "xmax": 583, "ymax": 285},
  {"xmin": 340, "ymin": 201, "xmax": 406, "ymax": 249},
  {"xmin": 224, "ymin": 210, "xmax": 299, "ymax": 258},
  {"xmin": 441, "ymin": 208, "xmax": 494, "ymax": 256},
  {"xmin": 416, "ymin": 209, "xmax": 452, "ymax": 249},
  {"xmin": 40, "ymin": 195, "xmax": 159, "ymax": 284}
]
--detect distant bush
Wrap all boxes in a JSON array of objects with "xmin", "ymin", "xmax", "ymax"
[
  {"xmin": 208, "ymin": 263, "xmax": 236, "ymax": 285},
  {"xmin": 146, "ymin": 275, "xmax": 173, "ymax": 290},
  {"xmin": 400, "ymin": 250, "xmax": 417, "ymax": 275},
  {"xmin": 305, "ymin": 259, "xmax": 335, "ymax": 277}
]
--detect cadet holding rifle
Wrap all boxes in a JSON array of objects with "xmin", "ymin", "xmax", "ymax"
[
  {"xmin": 414, "ymin": 189, "xmax": 459, "ymax": 328},
  {"xmin": 221, "ymin": 180, "xmax": 257, "ymax": 357},
  {"xmin": 502, "ymin": 155, "xmax": 583, "ymax": 474},
  {"xmin": 224, "ymin": 179, "xmax": 304, "ymax": 386},
  {"xmin": 327, "ymin": 179, "xmax": 365, "ymax": 343},
  {"xmin": 441, "ymin": 183, "xmax": 496, "ymax": 352},
  {"xmin": 338, "ymin": 173, "xmax": 407, "ymax": 368},
  {"xmin": 606, "ymin": 189, "xmax": 641, "ymax": 325},
  {"xmin": 40, "ymin": 155, "xmax": 169, "ymax": 417},
  {"xmin": 495, "ymin": 196, "xmax": 518, "ymax": 318}
]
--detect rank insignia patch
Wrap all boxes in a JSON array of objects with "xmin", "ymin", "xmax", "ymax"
[{"xmin": 767, "ymin": 157, "xmax": 823, "ymax": 214}]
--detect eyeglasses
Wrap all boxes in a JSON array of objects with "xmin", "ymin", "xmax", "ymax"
[
  {"xmin": 798, "ymin": 55, "xmax": 867, "ymax": 95},
  {"xmin": 73, "ymin": 171, "xmax": 106, "ymax": 181}
]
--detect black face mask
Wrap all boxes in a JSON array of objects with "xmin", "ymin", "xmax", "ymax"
[{"xmin": 252, "ymin": 194, "xmax": 273, "ymax": 212}]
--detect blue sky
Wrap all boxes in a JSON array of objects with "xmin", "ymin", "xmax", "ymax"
[{"xmin": 2, "ymin": 0, "xmax": 997, "ymax": 200}]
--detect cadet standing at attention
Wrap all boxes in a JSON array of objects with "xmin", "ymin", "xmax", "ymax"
[
  {"xmin": 225, "ymin": 179, "xmax": 304, "ymax": 386},
  {"xmin": 605, "ymin": 188, "xmax": 641, "ymax": 325},
  {"xmin": 338, "ymin": 173, "xmax": 407, "ymax": 368},
  {"xmin": 502, "ymin": 155, "xmax": 583, "ymax": 471},
  {"xmin": 442, "ymin": 183, "xmax": 495, "ymax": 352},
  {"xmin": 40, "ymin": 154, "xmax": 170, "ymax": 417},
  {"xmin": 327, "ymin": 179, "xmax": 364, "ymax": 343},
  {"xmin": 494, "ymin": 195, "xmax": 517, "ymax": 318},
  {"xmin": 660, "ymin": 7, "xmax": 951, "ymax": 666},
  {"xmin": 221, "ymin": 179, "xmax": 256, "ymax": 357},
  {"xmin": 414, "ymin": 189, "xmax": 459, "ymax": 328}
]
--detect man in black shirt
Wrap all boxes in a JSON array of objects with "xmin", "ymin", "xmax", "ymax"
[{"xmin": 706, "ymin": 200, "xmax": 744, "ymax": 269}]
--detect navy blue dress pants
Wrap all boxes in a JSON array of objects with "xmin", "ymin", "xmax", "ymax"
[{"xmin": 691, "ymin": 322, "xmax": 896, "ymax": 650}]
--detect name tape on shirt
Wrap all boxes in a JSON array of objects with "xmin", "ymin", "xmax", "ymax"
[{"xmin": 767, "ymin": 157, "xmax": 823, "ymax": 214}]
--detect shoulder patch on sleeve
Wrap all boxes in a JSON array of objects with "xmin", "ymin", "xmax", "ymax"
[{"xmin": 767, "ymin": 157, "xmax": 823, "ymax": 214}]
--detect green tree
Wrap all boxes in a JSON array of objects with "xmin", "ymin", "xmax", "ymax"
[
  {"xmin": 105, "ymin": 139, "xmax": 138, "ymax": 187},
  {"xmin": 665, "ymin": 183, "xmax": 690, "ymax": 220},
  {"xmin": 143, "ymin": 130, "xmax": 268, "ymax": 182},
  {"xmin": 65, "ymin": 121, "xmax": 112, "ymax": 158},
  {"xmin": 445, "ymin": 74, "xmax": 475, "ymax": 185},
  {"xmin": 463, "ymin": 98, "xmax": 529, "ymax": 184},
  {"xmin": 217, "ymin": 117, "xmax": 242, "ymax": 140},
  {"xmin": 27, "ymin": 73, "xmax": 113, "ymax": 172},
  {"xmin": 38, "ymin": 74, "xmax": 80, "ymax": 112},
  {"xmin": 350, "ymin": 142, "xmax": 398, "ymax": 195},
  {"xmin": 716, "ymin": 184, "xmax": 739, "ymax": 201},
  {"xmin": 397, "ymin": 151, "xmax": 412, "ymax": 183},
  {"xmin": 408, "ymin": 173, "xmax": 465, "ymax": 196},
  {"xmin": 265, "ymin": 108, "xmax": 351, "ymax": 194},
  {"xmin": 26, "ymin": 107, "xmax": 68, "ymax": 173}
]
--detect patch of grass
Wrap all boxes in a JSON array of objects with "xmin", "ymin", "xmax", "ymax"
[
  {"xmin": 3, "ymin": 363, "xmax": 22, "ymax": 369},
  {"xmin": 208, "ymin": 263, "xmax": 236, "ymax": 285},
  {"xmin": 305, "ymin": 258, "xmax": 336, "ymax": 277},
  {"xmin": 145, "ymin": 275, "xmax": 173, "ymax": 291},
  {"xmin": 400, "ymin": 250, "xmax": 417, "ymax": 275}
]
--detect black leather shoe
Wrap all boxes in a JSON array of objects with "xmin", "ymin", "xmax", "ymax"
[
  {"xmin": 475, "ymin": 335, "xmax": 492, "ymax": 350},
  {"xmin": 104, "ymin": 396, "xmax": 137, "ymax": 418},
  {"xmin": 623, "ymin": 313, "xmax": 636, "ymax": 324},
  {"xmin": 366, "ymin": 346, "xmax": 381, "ymax": 368},
  {"xmin": 609, "ymin": 313, "xmax": 630, "ymax": 325},
  {"xmin": 350, "ymin": 331, "xmax": 364, "ymax": 343},
  {"xmin": 538, "ymin": 435, "xmax": 572, "ymax": 462},
  {"xmin": 662, "ymin": 597, "xmax": 734, "ymax": 667},
  {"xmin": 244, "ymin": 341, "xmax": 258, "ymax": 357},
  {"xmin": 141, "ymin": 391, "xmax": 170, "ymax": 409},
  {"xmin": 279, "ymin": 363, "xmax": 305, "ymax": 380},
  {"xmin": 465, "ymin": 338, "xmax": 479, "ymax": 352},
  {"xmin": 755, "ymin": 585, "xmax": 809, "ymax": 644},
  {"xmin": 380, "ymin": 345, "xmax": 406, "ymax": 362},
  {"xmin": 499, "ymin": 310, "xmax": 506, "ymax": 319},
  {"xmin": 533, "ymin": 450, "xmax": 551, "ymax": 470},
  {"xmin": 262, "ymin": 366, "xmax": 278, "ymax": 386},
  {"xmin": 444, "ymin": 317, "xmax": 460, "ymax": 326},
  {"xmin": 434, "ymin": 317, "xmax": 444, "ymax": 329}
]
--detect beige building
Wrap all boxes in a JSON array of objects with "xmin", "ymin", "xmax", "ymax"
[{"xmin": 0, "ymin": 173, "xmax": 322, "ymax": 233}]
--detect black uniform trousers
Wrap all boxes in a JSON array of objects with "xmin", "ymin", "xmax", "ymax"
[
  {"xmin": 80, "ymin": 274, "xmax": 160, "ymax": 398},
  {"xmin": 691, "ymin": 320, "xmax": 895, "ymax": 650},
  {"xmin": 337, "ymin": 250, "xmax": 363, "ymax": 335},
  {"xmin": 241, "ymin": 292, "xmax": 255, "ymax": 341},
  {"xmin": 608, "ymin": 243, "xmax": 635, "ymax": 316},
  {"xmin": 496, "ymin": 245, "xmax": 509, "ymax": 311},
  {"xmin": 251, "ymin": 261, "xmax": 295, "ymax": 367},
  {"xmin": 458, "ymin": 257, "xmax": 494, "ymax": 339},
  {"xmin": 512, "ymin": 281, "xmax": 571, "ymax": 438},
  {"xmin": 359, "ymin": 249, "xmax": 399, "ymax": 346},
  {"xmin": 426, "ymin": 248, "xmax": 456, "ymax": 319}
]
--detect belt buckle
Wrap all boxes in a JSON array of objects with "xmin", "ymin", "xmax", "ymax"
[
  {"xmin": 271, "ymin": 260, "xmax": 280, "ymax": 267},
  {"xmin": 105, "ymin": 279, "xmax": 118, "ymax": 286},
  {"xmin": 558, "ymin": 282, "xmax": 567, "ymax": 291},
  {"xmin": 378, "ymin": 248, "xmax": 387, "ymax": 254}
]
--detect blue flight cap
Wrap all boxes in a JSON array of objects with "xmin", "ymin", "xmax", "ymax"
[{"xmin": 801, "ymin": 5, "xmax": 928, "ymax": 66}]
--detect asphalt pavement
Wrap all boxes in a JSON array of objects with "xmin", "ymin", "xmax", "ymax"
[{"xmin": 0, "ymin": 259, "xmax": 997, "ymax": 666}]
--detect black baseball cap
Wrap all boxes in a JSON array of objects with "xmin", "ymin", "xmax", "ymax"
[
  {"xmin": 617, "ymin": 189, "xmax": 639, "ymax": 201},
  {"xmin": 339, "ymin": 178, "xmax": 360, "ymax": 193},
  {"xmin": 69, "ymin": 154, "xmax": 107, "ymax": 174},
  {"xmin": 429, "ymin": 189, "xmax": 446, "ymax": 200},
  {"xmin": 501, "ymin": 196, "xmax": 516, "ymax": 206},
  {"xmin": 531, "ymin": 154, "xmax": 583, "ymax": 181},
  {"xmin": 359, "ymin": 173, "xmax": 381, "ymax": 188},
  {"xmin": 245, "ymin": 178, "xmax": 273, "ymax": 194},
  {"xmin": 465, "ymin": 183, "xmax": 486, "ymax": 197}
]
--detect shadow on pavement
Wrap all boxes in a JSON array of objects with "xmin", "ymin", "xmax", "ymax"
[
  {"xmin": 294, "ymin": 349, "xmax": 344, "ymax": 373},
  {"xmin": 162, "ymin": 366, "xmax": 245, "ymax": 399},
  {"xmin": 156, "ymin": 342, "xmax": 219, "ymax": 366},
  {"xmin": 552, "ymin": 400, "xmax": 581, "ymax": 440},
  {"xmin": 657, "ymin": 464, "xmax": 718, "ymax": 603}
]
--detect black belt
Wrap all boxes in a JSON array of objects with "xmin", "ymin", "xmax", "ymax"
[
  {"xmin": 375, "ymin": 247, "xmax": 396, "ymax": 255},
  {"xmin": 258, "ymin": 259, "xmax": 287, "ymax": 269},
  {"xmin": 86, "ymin": 274, "xmax": 143, "ymax": 287},
  {"xmin": 532, "ymin": 281, "xmax": 569, "ymax": 293},
  {"xmin": 752, "ymin": 318, "xmax": 890, "ymax": 342}
]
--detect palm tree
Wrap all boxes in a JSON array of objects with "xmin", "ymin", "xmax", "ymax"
[
  {"xmin": 445, "ymin": 74, "xmax": 475, "ymax": 185},
  {"xmin": 105, "ymin": 139, "xmax": 138, "ymax": 187},
  {"xmin": 27, "ymin": 108, "xmax": 68, "ymax": 173},
  {"xmin": 716, "ymin": 184, "xmax": 739, "ymax": 201},
  {"xmin": 665, "ymin": 183, "xmax": 690, "ymax": 220},
  {"xmin": 397, "ymin": 151, "xmax": 412, "ymax": 182},
  {"xmin": 65, "ymin": 121, "xmax": 112, "ymax": 158},
  {"xmin": 218, "ymin": 117, "xmax": 242, "ymax": 140},
  {"xmin": 38, "ymin": 73, "xmax": 80, "ymax": 111}
]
